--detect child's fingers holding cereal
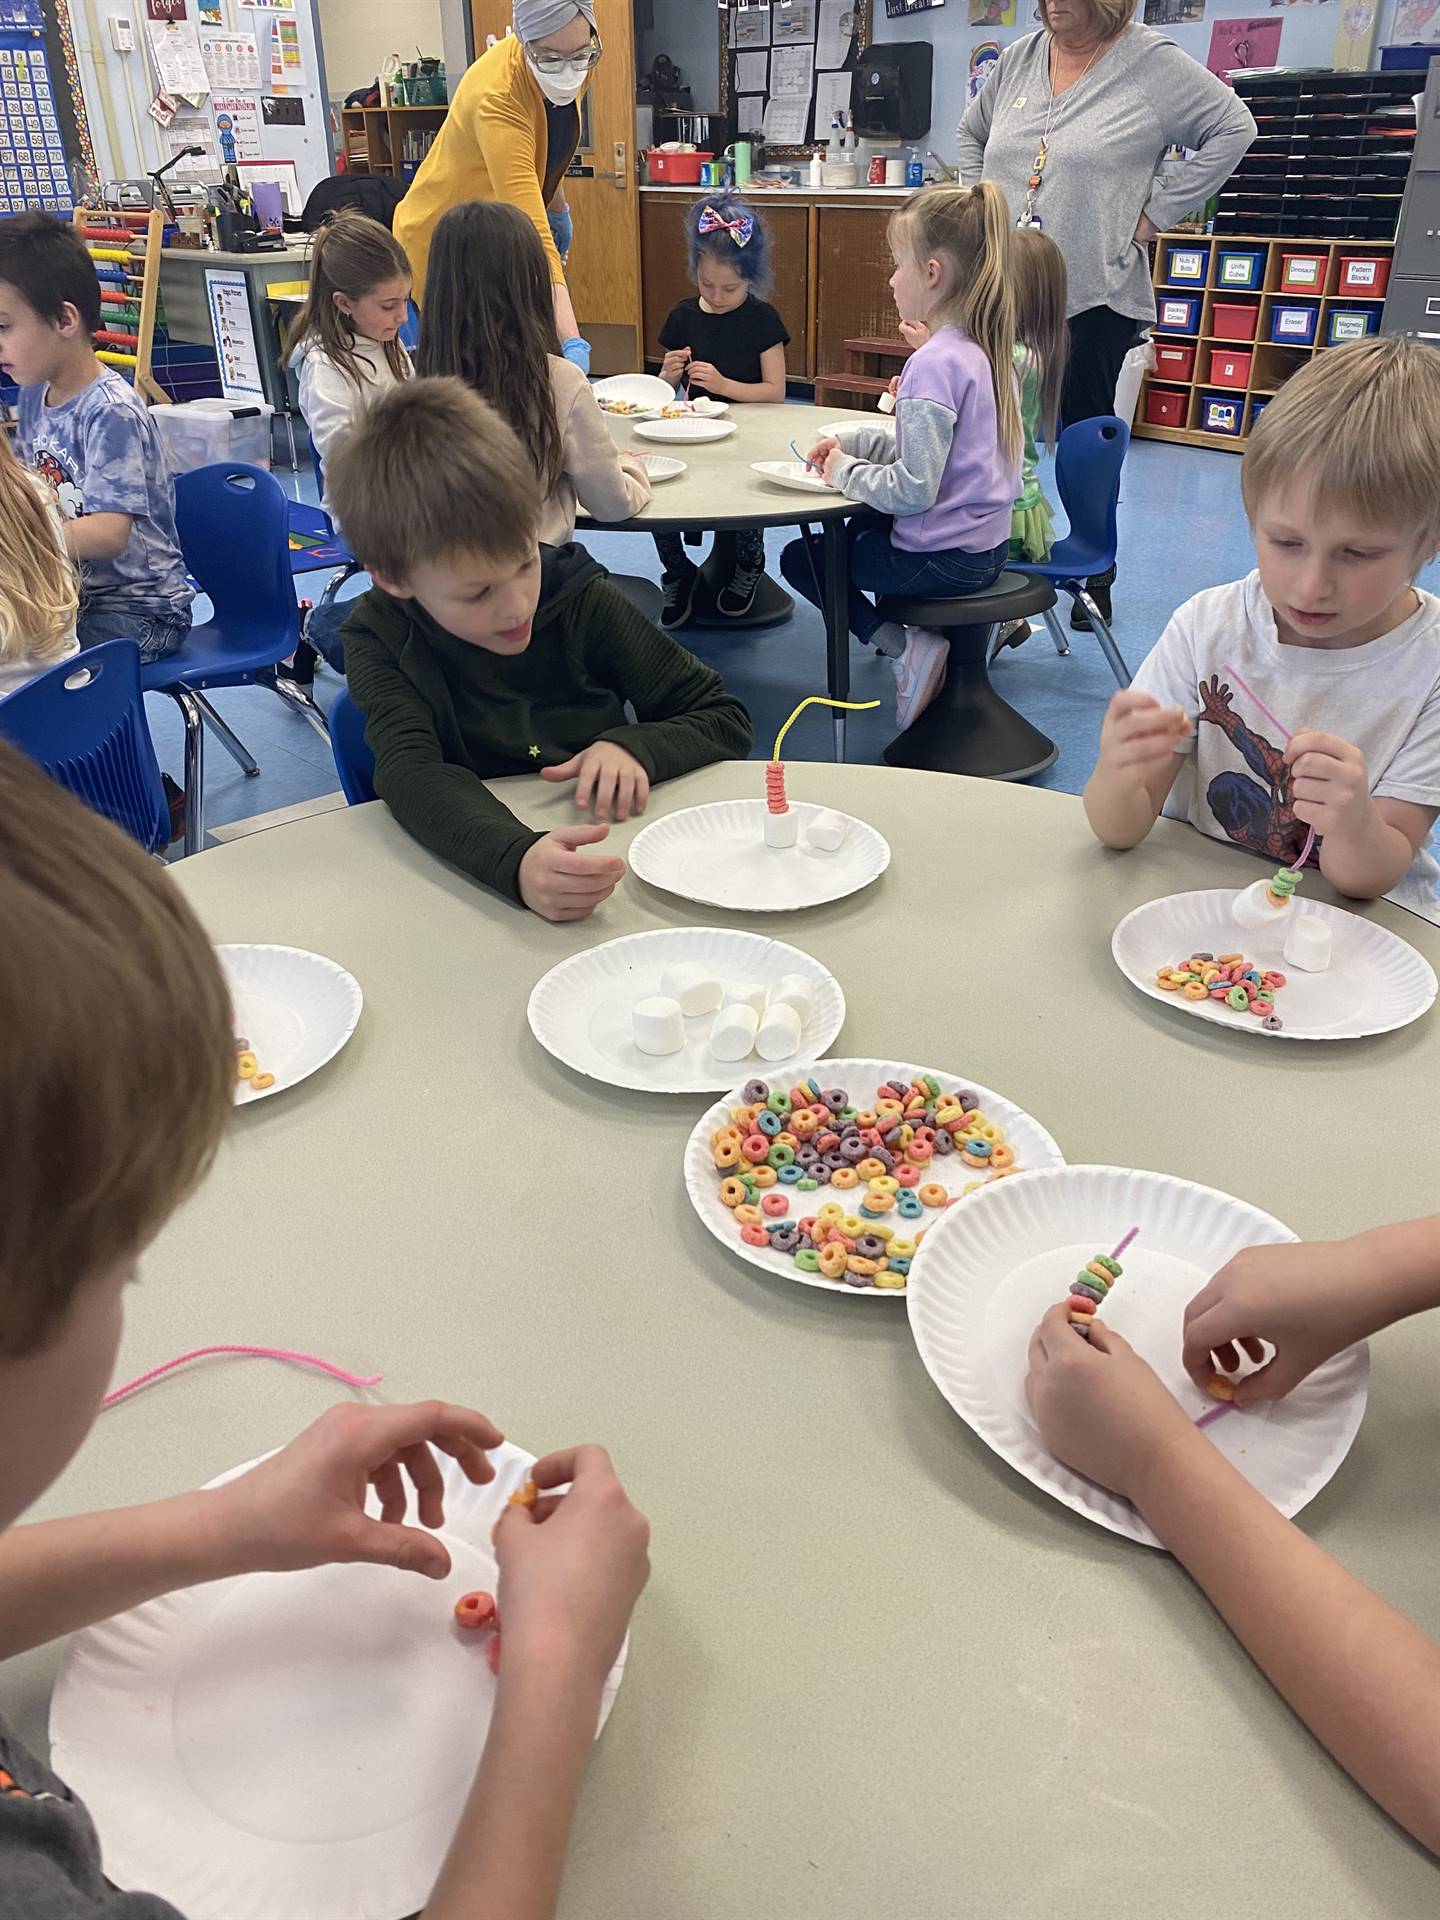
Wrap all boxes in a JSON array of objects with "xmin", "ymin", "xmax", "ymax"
[
  {"xmin": 1285, "ymin": 730, "xmax": 1371, "ymax": 833},
  {"xmin": 1100, "ymin": 689, "xmax": 1190, "ymax": 773}
]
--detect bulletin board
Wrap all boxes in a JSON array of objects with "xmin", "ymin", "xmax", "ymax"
[
  {"xmin": 0, "ymin": 0, "xmax": 94, "ymax": 218},
  {"xmin": 719, "ymin": 0, "xmax": 872, "ymax": 160}
]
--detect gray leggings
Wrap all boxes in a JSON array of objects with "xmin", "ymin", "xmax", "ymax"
[{"xmin": 655, "ymin": 528, "xmax": 764, "ymax": 576}]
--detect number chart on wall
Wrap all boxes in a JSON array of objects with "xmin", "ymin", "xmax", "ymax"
[
  {"xmin": 0, "ymin": 0, "xmax": 72, "ymax": 215},
  {"xmin": 719, "ymin": 0, "xmax": 872, "ymax": 159}
]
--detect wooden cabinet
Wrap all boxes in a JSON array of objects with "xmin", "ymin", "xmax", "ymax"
[
  {"xmin": 339, "ymin": 105, "xmax": 446, "ymax": 182},
  {"xmin": 813, "ymin": 206, "xmax": 899, "ymax": 380},
  {"xmin": 640, "ymin": 195, "xmax": 810, "ymax": 376}
]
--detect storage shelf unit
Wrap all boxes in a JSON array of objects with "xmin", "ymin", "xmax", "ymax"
[
  {"xmin": 1135, "ymin": 233, "xmax": 1394, "ymax": 452},
  {"xmin": 1220, "ymin": 69, "xmax": 1418, "ymax": 241},
  {"xmin": 339, "ymin": 104, "xmax": 446, "ymax": 181}
]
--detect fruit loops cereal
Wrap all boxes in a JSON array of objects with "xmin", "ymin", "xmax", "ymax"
[
  {"xmin": 508, "ymin": 1480, "xmax": 539, "ymax": 1510},
  {"xmin": 710, "ymin": 1074, "xmax": 1023, "ymax": 1292},
  {"xmin": 1154, "ymin": 952, "xmax": 1286, "ymax": 1032},
  {"xmin": 234, "ymin": 1038, "xmax": 275, "ymax": 1094},
  {"xmin": 1066, "ymin": 1250, "xmax": 1123, "ymax": 1334},
  {"xmin": 454, "ymin": 1589, "xmax": 502, "ymax": 1671}
]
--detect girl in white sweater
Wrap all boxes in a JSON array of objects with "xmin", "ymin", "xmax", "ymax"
[{"xmin": 417, "ymin": 199, "xmax": 650, "ymax": 545}]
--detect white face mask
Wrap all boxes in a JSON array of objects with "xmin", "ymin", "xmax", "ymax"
[{"xmin": 527, "ymin": 52, "xmax": 589, "ymax": 105}]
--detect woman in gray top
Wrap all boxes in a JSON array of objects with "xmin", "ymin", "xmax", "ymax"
[{"xmin": 958, "ymin": 0, "xmax": 1254, "ymax": 623}]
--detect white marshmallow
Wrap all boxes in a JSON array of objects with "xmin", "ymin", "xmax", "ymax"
[
  {"xmin": 755, "ymin": 1000, "xmax": 803, "ymax": 1062},
  {"xmin": 709, "ymin": 1001, "xmax": 760, "ymax": 1062},
  {"xmin": 1284, "ymin": 912, "xmax": 1332, "ymax": 973},
  {"xmin": 802, "ymin": 808, "xmax": 848, "ymax": 854},
  {"xmin": 721, "ymin": 982, "xmax": 767, "ymax": 1015},
  {"xmin": 766, "ymin": 972, "xmax": 815, "ymax": 1021},
  {"xmin": 1232, "ymin": 878, "xmax": 1292, "ymax": 930},
  {"xmin": 764, "ymin": 809, "xmax": 799, "ymax": 848},
  {"xmin": 660, "ymin": 961, "xmax": 722, "ymax": 1017},
  {"xmin": 631, "ymin": 996, "xmax": 685, "ymax": 1056}
]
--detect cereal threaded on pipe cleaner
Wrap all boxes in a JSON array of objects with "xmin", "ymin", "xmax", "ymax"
[{"xmin": 1068, "ymin": 1228, "xmax": 1138, "ymax": 1336}]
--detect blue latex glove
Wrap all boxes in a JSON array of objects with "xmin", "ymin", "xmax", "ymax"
[
  {"xmin": 561, "ymin": 335, "xmax": 591, "ymax": 374},
  {"xmin": 547, "ymin": 204, "xmax": 574, "ymax": 259}
]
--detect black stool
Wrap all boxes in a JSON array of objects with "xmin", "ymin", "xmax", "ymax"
[
  {"xmin": 684, "ymin": 531, "xmax": 794, "ymax": 631},
  {"xmin": 878, "ymin": 572, "xmax": 1059, "ymax": 779}
]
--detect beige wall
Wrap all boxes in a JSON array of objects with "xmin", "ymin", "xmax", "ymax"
[{"xmin": 318, "ymin": 0, "xmax": 446, "ymax": 101}]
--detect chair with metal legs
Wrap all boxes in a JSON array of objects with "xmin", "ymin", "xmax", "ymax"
[{"xmin": 1020, "ymin": 416, "xmax": 1132, "ymax": 689}]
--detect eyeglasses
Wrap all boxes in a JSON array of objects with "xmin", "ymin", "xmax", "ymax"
[{"xmin": 529, "ymin": 31, "xmax": 603, "ymax": 72}]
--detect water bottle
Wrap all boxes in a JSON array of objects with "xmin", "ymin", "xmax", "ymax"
[{"xmin": 905, "ymin": 148, "xmax": 924, "ymax": 188}]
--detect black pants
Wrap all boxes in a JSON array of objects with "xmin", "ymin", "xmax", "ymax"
[
  {"xmin": 1060, "ymin": 305, "xmax": 1140, "ymax": 429},
  {"xmin": 655, "ymin": 527, "xmax": 764, "ymax": 576}
]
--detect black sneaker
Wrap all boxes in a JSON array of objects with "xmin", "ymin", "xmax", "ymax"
[
  {"xmin": 162, "ymin": 772, "xmax": 187, "ymax": 844},
  {"xmin": 1070, "ymin": 572, "xmax": 1114, "ymax": 632},
  {"xmin": 989, "ymin": 618, "xmax": 1032, "ymax": 662},
  {"xmin": 660, "ymin": 561, "xmax": 698, "ymax": 629},
  {"xmin": 717, "ymin": 559, "xmax": 764, "ymax": 619}
]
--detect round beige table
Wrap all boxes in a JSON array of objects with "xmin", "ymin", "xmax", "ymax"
[
  {"xmin": 585, "ymin": 402, "xmax": 882, "ymax": 760},
  {"xmin": 8, "ymin": 765, "xmax": 1440, "ymax": 1919}
]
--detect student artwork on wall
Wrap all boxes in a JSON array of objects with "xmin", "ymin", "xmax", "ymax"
[
  {"xmin": 719, "ymin": 0, "xmax": 871, "ymax": 159},
  {"xmin": 968, "ymin": 0, "xmax": 1015, "ymax": 23},
  {"xmin": 1392, "ymin": 0, "xmax": 1440, "ymax": 39},
  {"xmin": 1206, "ymin": 15, "xmax": 1282, "ymax": 76}
]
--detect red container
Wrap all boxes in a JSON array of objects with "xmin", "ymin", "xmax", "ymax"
[
  {"xmin": 645, "ymin": 149, "xmax": 713, "ymax": 184},
  {"xmin": 1211, "ymin": 302, "xmax": 1259, "ymax": 342},
  {"xmin": 1207, "ymin": 347, "xmax": 1252, "ymax": 390},
  {"xmin": 1279, "ymin": 250, "xmax": 1325, "ymax": 293},
  {"xmin": 1337, "ymin": 253, "xmax": 1390, "ymax": 297},
  {"xmin": 1144, "ymin": 386, "xmax": 1187, "ymax": 427},
  {"xmin": 1153, "ymin": 341, "xmax": 1195, "ymax": 381}
]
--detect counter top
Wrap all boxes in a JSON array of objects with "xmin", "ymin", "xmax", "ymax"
[
  {"xmin": 160, "ymin": 243, "xmax": 312, "ymax": 268},
  {"xmin": 640, "ymin": 182, "xmax": 918, "ymax": 198}
]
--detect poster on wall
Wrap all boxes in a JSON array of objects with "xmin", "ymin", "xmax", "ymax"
[
  {"xmin": 968, "ymin": 38, "xmax": 1000, "ymax": 95},
  {"xmin": 210, "ymin": 90, "xmax": 260, "ymax": 161},
  {"xmin": 146, "ymin": 16, "xmax": 210, "ymax": 98},
  {"xmin": 241, "ymin": 0, "xmax": 293, "ymax": 11},
  {"xmin": 164, "ymin": 113, "xmax": 220, "ymax": 170},
  {"xmin": 731, "ymin": 5, "xmax": 771, "ymax": 47},
  {"xmin": 775, "ymin": 0, "xmax": 816, "ymax": 38},
  {"xmin": 1206, "ymin": 15, "xmax": 1282, "ymax": 75},
  {"xmin": 968, "ymin": 0, "xmax": 1014, "ymax": 22},
  {"xmin": 1392, "ymin": 0, "xmax": 1440, "ymax": 37},
  {"xmin": 200, "ymin": 30, "xmax": 260, "ymax": 87},
  {"xmin": 267, "ymin": 14, "xmax": 303, "ymax": 90},
  {"xmin": 1143, "ymin": 0, "xmax": 1204, "ymax": 23},
  {"xmin": 206, "ymin": 268, "xmax": 264, "ymax": 399}
]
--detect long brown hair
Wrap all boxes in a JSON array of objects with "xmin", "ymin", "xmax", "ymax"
[
  {"xmin": 286, "ymin": 210, "xmax": 412, "ymax": 388},
  {"xmin": 1010, "ymin": 225, "xmax": 1068, "ymax": 447},
  {"xmin": 889, "ymin": 182, "xmax": 1022, "ymax": 467},
  {"xmin": 0, "ymin": 435, "xmax": 76, "ymax": 667},
  {"xmin": 416, "ymin": 200, "xmax": 565, "ymax": 497}
]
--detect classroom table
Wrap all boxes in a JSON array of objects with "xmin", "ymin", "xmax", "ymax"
[
  {"xmin": 6, "ymin": 764, "xmax": 1440, "ymax": 1920},
  {"xmin": 583, "ymin": 402, "xmax": 881, "ymax": 761},
  {"xmin": 158, "ymin": 242, "xmax": 313, "ymax": 424}
]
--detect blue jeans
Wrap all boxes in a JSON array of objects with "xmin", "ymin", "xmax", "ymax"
[
  {"xmin": 305, "ymin": 598, "xmax": 351, "ymax": 673},
  {"xmin": 780, "ymin": 523, "xmax": 1009, "ymax": 645},
  {"xmin": 77, "ymin": 605, "xmax": 191, "ymax": 663}
]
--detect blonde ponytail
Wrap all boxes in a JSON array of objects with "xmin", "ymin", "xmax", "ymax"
[
  {"xmin": 0, "ymin": 437, "xmax": 76, "ymax": 668},
  {"xmin": 889, "ymin": 182, "xmax": 1023, "ymax": 467}
]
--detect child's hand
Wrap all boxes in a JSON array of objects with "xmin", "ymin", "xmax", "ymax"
[
  {"xmin": 493, "ymin": 1444, "xmax": 650, "ymax": 1689},
  {"xmin": 820, "ymin": 446, "xmax": 848, "ymax": 486},
  {"xmin": 898, "ymin": 319, "xmax": 930, "ymax": 350},
  {"xmin": 660, "ymin": 346, "xmax": 691, "ymax": 386},
  {"xmin": 1183, "ymin": 1241, "xmax": 1373, "ymax": 1406},
  {"xmin": 1098, "ymin": 688, "xmax": 1190, "ymax": 778},
  {"xmin": 886, "ymin": 374, "xmax": 901, "ymax": 400},
  {"xmin": 215, "ymin": 1401, "xmax": 505, "ymax": 1581},
  {"xmin": 1025, "ymin": 1305, "xmax": 1200, "ymax": 1503},
  {"xmin": 1285, "ymin": 730, "xmax": 1372, "ymax": 839},
  {"xmin": 541, "ymin": 741, "xmax": 650, "ymax": 823},
  {"xmin": 686, "ymin": 360, "xmax": 729, "ymax": 398},
  {"xmin": 806, "ymin": 433, "xmax": 841, "ymax": 472},
  {"xmin": 518, "ymin": 826, "xmax": 626, "ymax": 922}
]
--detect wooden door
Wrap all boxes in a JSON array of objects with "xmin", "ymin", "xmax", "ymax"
[{"xmin": 468, "ymin": 0, "xmax": 642, "ymax": 375}]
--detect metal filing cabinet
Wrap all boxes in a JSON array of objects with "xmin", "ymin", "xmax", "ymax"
[{"xmin": 1383, "ymin": 63, "xmax": 1440, "ymax": 341}]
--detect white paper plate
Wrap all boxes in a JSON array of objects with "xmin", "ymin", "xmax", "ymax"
[
  {"xmin": 638, "ymin": 453, "xmax": 686, "ymax": 482},
  {"xmin": 593, "ymin": 372, "xmax": 674, "ymax": 418},
  {"xmin": 1112, "ymin": 889, "xmax": 1436, "ymax": 1041},
  {"xmin": 528, "ymin": 926, "xmax": 844, "ymax": 1092},
  {"xmin": 906, "ymin": 1164, "xmax": 1370, "ymax": 1546},
  {"xmin": 50, "ymin": 1443, "xmax": 628, "ymax": 1920},
  {"xmin": 686, "ymin": 396, "xmax": 730, "ymax": 416},
  {"xmin": 629, "ymin": 799, "xmax": 890, "ymax": 912},
  {"xmin": 824, "ymin": 418, "xmax": 894, "ymax": 438},
  {"xmin": 219, "ymin": 944, "xmax": 363, "ymax": 1102},
  {"xmin": 751, "ymin": 459, "xmax": 838, "ymax": 494},
  {"xmin": 686, "ymin": 1058, "xmax": 1065, "ymax": 1297},
  {"xmin": 633, "ymin": 416, "xmax": 737, "ymax": 444}
]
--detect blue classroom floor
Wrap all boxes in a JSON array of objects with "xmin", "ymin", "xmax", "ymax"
[{"xmin": 153, "ymin": 438, "xmax": 1440, "ymax": 843}]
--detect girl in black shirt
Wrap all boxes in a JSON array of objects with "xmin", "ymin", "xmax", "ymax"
[{"xmin": 655, "ymin": 196, "xmax": 789, "ymax": 624}]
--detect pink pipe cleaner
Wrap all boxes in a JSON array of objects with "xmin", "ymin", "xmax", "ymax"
[
  {"xmin": 1223, "ymin": 660, "xmax": 1316, "ymax": 870},
  {"xmin": 102, "ymin": 1345, "xmax": 383, "ymax": 1410}
]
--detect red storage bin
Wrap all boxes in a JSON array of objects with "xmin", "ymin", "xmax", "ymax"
[
  {"xmin": 1207, "ymin": 347, "xmax": 1252, "ymax": 390},
  {"xmin": 1337, "ymin": 253, "xmax": 1390, "ymax": 297},
  {"xmin": 1211, "ymin": 302, "xmax": 1259, "ymax": 342},
  {"xmin": 1279, "ymin": 251, "xmax": 1325, "ymax": 293},
  {"xmin": 645, "ymin": 149, "xmax": 713, "ymax": 184},
  {"xmin": 1144, "ymin": 386, "xmax": 1187, "ymax": 427},
  {"xmin": 1153, "ymin": 341, "xmax": 1195, "ymax": 381}
]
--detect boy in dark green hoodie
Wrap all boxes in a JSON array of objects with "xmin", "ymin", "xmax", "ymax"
[{"xmin": 328, "ymin": 377, "xmax": 752, "ymax": 922}]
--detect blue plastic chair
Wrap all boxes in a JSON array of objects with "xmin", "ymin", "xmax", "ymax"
[
  {"xmin": 1021, "ymin": 415, "xmax": 1132, "ymax": 688},
  {"xmin": 328, "ymin": 687, "xmax": 376, "ymax": 804},
  {"xmin": 0, "ymin": 640, "xmax": 175, "ymax": 852},
  {"xmin": 149, "ymin": 462, "xmax": 322, "ymax": 854}
]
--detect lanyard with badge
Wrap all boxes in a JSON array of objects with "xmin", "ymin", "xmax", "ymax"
[{"xmin": 1014, "ymin": 34, "xmax": 1103, "ymax": 230}]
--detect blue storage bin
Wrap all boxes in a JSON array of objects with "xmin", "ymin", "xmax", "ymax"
[
  {"xmin": 1200, "ymin": 391, "xmax": 1244, "ymax": 437},
  {"xmin": 1163, "ymin": 241, "xmax": 1209, "ymax": 285},
  {"xmin": 1215, "ymin": 245, "xmax": 1266, "ymax": 291},
  {"xmin": 1325, "ymin": 305, "xmax": 1379, "ymax": 346},
  {"xmin": 1155, "ymin": 293, "xmax": 1202, "ymax": 333},
  {"xmin": 1269, "ymin": 302, "xmax": 1318, "ymax": 346},
  {"xmin": 1249, "ymin": 397, "xmax": 1270, "ymax": 432}
]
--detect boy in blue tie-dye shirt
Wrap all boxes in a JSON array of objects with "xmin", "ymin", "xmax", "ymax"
[{"xmin": 0, "ymin": 212, "xmax": 191, "ymax": 660}]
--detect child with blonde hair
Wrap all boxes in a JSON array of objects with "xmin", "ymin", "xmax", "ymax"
[
  {"xmin": 417, "ymin": 199, "xmax": 649, "ymax": 545},
  {"xmin": 1085, "ymin": 337, "xmax": 1440, "ymax": 922},
  {"xmin": 782, "ymin": 182, "xmax": 1023, "ymax": 728},
  {"xmin": 0, "ymin": 432, "xmax": 78, "ymax": 699}
]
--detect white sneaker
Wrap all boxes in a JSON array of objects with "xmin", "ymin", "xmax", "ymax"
[{"xmin": 892, "ymin": 626, "xmax": 949, "ymax": 730}]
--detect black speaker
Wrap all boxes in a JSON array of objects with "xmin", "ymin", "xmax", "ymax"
[{"xmin": 853, "ymin": 42, "xmax": 934, "ymax": 142}]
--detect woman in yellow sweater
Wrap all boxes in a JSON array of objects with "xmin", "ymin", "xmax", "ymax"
[{"xmin": 395, "ymin": 0, "xmax": 599, "ymax": 362}]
